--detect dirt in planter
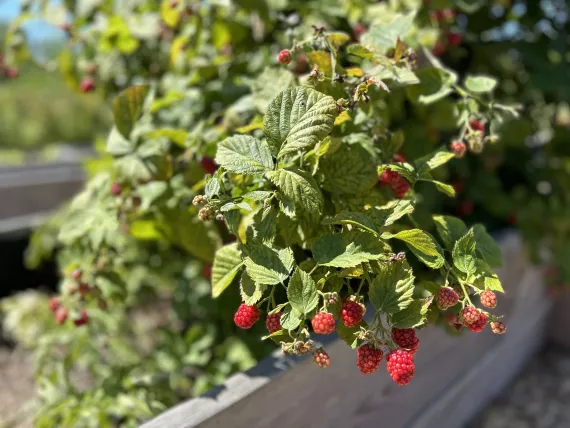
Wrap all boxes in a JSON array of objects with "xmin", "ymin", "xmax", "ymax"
[
  {"xmin": 470, "ymin": 345, "xmax": 570, "ymax": 428},
  {"xmin": 0, "ymin": 347, "xmax": 35, "ymax": 428}
]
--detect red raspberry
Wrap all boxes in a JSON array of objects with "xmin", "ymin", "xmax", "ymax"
[
  {"xmin": 432, "ymin": 41, "xmax": 446, "ymax": 56},
  {"xmin": 392, "ymin": 177, "xmax": 410, "ymax": 198},
  {"xmin": 460, "ymin": 306, "xmax": 481, "ymax": 325},
  {"xmin": 437, "ymin": 287, "xmax": 459, "ymax": 310},
  {"xmin": 266, "ymin": 313, "xmax": 282, "ymax": 334},
  {"xmin": 312, "ymin": 347, "xmax": 331, "ymax": 368},
  {"xmin": 78, "ymin": 283, "xmax": 91, "ymax": 297},
  {"xmin": 391, "ymin": 328, "xmax": 419, "ymax": 354},
  {"xmin": 202, "ymin": 265, "xmax": 212, "ymax": 278},
  {"xmin": 467, "ymin": 312, "xmax": 487, "ymax": 333},
  {"xmin": 469, "ymin": 120, "xmax": 485, "ymax": 134},
  {"xmin": 49, "ymin": 297, "xmax": 60, "ymax": 313},
  {"xmin": 356, "ymin": 344, "xmax": 383, "ymax": 374},
  {"xmin": 457, "ymin": 200, "xmax": 474, "ymax": 217},
  {"xmin": 311, "ymin": 312, "xmax": 336, "ymax": 334},
  {"xmin": 480, "ymin": 290, "xmax": 497, "ymax": 309},
  {"xmin": 444, "ymin": 312, "xmax": 457, "ymax": 326},
  {"xmin": 450, "ymin": 140, "xmax": 466, "ymax": 158},
  {"xmin": 277, "ymin": 49, "xmax": 292, "ymax": 65},
  {"xmin": 3, "ymin": 67, "xmax": 19, "ymax": 78},
  {"xmin": 80, "ymin": 77, "xmax": 95, "ymax": 93},
  {"xmin": 379, "ymin": 169, "xmax": 396, "ymax": 185},
  {"xmin": 452, "ymin": 179, "xmax": 465, "ymax": 195},
  {"xmin": 386, "ymin": 349, "xmax": 415, "ymax": 385},
  {"xmin": 110, "ymin": 182, "xmax": 121, "ymax": 196},
  {"xmin": 490, "ymin": 321, "xmax": 506, "ymax": 335},
  {"xmin": 200, "ymin": 156, "xmax": 217, "ymax": 174},
  {"xmin": 74, "ymin": 309, "xmax": 89, "ymax": 327},
  {"xmin": 447, "ymin": 32, "xmax": 462, "ymax": 46},
  {"xmin": 234, "ymin": 304, "xmax": 260, "ymax": 329},
  {"xmin": 393, "ymin": 153, "xmax": 406, "ymax": 163},
  {"xmin": 341, "ymin": 299, "xmax": 364, "ymax": 327},
  {"xmin": 353, "ymin": 24, "xmax": 366, "ymax": 39},
  {"xmin": 55, "ymin": 307, "xmax": 68, "ymax": 325}
]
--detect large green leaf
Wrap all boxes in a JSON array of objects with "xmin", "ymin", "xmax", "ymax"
[
  {"xmin": 433, "ymin": 215, "xmax": 468, "ymax": 249},
  {"xmin": 361, "ymin": 11, "xmax": 417, "ymax": 53},
  {"xmin": 244, "ymin": 244, "xmax": 295, "ymax": 285},
  {"xmin": 391, "ymin": 299, "xmax": 429, "ymax": 329},
  {"xmin": 385, "ymin": 229, "xmax": 445, "ymax": 268},
  {"xmin": 371, "ymin": 200, "xmax": 415, "ymax": 228},
  {"xmin": 453, "ymin": 230, "xmax": 477, "ymax": 275},
  {"xmin": 369, "ymin": 260, "xmax": 415, "ymax": 314},
  {"xmin": 320, "ymin": 143, "xmax": 378, "ymax": 194},
  {"xmin": 215, "ymin": 135, "xmax": 274, "ymax": 174},
  {"xmin": 337, "ymin": 321, "xmax": 367, "ymax": 349},
  {"xmin": 212, "ymin": 243, "xmax": 243, "ymax": 298},
  {"xmin": 250, "ymin": 67, "xmax": 295, "ymax": 114},
  {"xmin": 240, "ymin": 273, "xmax": 265, "ymax": 305},
  {"xmin": 313, "ymin": 231, "xmax": 387, "ymax": 268},
  {"xmin": 113, "ymin": 85, "xmax": 150, "ymax": 139},
  {"xmin": 264, "ymin": 87, "xmax": 338, "ymax": 158},
  {"xmin": 266, "ymin": 168, "xmax": 323, "ymax": 218},
  {"xmin": 415, "ymin": 149, "xmax": 455, "ymax": 176},
  {"xmin": 287, "ymin": 268, "xmax": 319, "ymax": 316},
  {"xmin": 465, "ymin": 75, "xmax": 497, "ymax": 93},
  {"xmin": 473, "ymin": 225, "xmax": 503, "ymax": 268},
  {"xmin": 280, "ymin": 306, "xmax": 302, "ymax": 330}
]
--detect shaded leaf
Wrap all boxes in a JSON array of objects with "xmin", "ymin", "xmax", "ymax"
[
  {"xmin": 212, "ymin": 243, "xmax": 243, "ymax": 298},
  {"xmin": 244, "ymin": 245, "xmax": 295, "ymax": 285},
  {"xmin": 287, "ymin": 268, "xmax": 319, "ymax": 316},
  {"xmin": 313, "ymin": 231, "xmax": 387, "ymax": 268},
  {"xmin": 386, "ymin": 229, "xmax": 445, "ymax": 268},
  {"xmin": 113, "ymin": 85, "xmax": 150, "ymax": 139},
  {"xmin": 433, "ymin": 215, "xmax": 468, "ymax": 249},
  {"xmin": 453, "ymin": 230, "xmax": 477, "ymax": 274},
  {"xmin": 369, "ymin": 259, "xmax": 415, "ymax": 314},
  {"xmin": 266, "ymin": 169, "xmax": 323, "ymax": 218}
]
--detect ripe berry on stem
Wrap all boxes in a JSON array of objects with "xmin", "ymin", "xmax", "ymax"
[
  {"xmin": 460, "ymin": 306, "xmax": 481, "ymax": 325},
  {"xmin": 391, "ymin": 328, "xmax": 419, "ymax": 354},
  {"xmin": 266, "ymin": 312, "xmax": 282, "ymax": 334},
  {"xmin": 386, "ymin": 349, "xmax": 415, "ymax": 385},
  {"xmin": 49, "ymin": 297, "xmax": 60, "ymax": 313},
  {"xmin": 469, "ymin": 120, "xmax": 485, "ymax": 134},
  {"xmin": 55, "ymin": 307, "xmax": 68, "ymax": 325},
  {"xmin": 110, "ymin": 182, "xmax": 121, "ymax": 196},
  {"xmin": 80, "ymin": 77, "xmax": 95, "ymax": 93},
  {"xmin": 356, "ymin": 344, "xmax": 383, "ymax": 374},
  {"xmin": 312, "ymin": 347, "xmax": 331, "ymax": 368},
  {"xmin": 201, "ymin": 157, "xmax": 217, "ymax": 175},
  {"xmin": 490, "ymin": 321, "xmax": 506, "ymax": 335},
  {"xmin": 450, "ymin": 140, "xmax": 466, "ymax": 158},
  {"xmin": 277, "ymin": 49, "xmax": 292, "ymax": 65},
  {"xmin": 234, "ymin": 304, "xmax": 260, "ymax": 329},
  {"xmin": 447, "ymin": 32, "xmax": 462, "ymax": 46},
  {"xmin": 437, "ymin": 287, "xmax": 459, "ymax": 310},
  {"xmin": 392, "ymin": 177, "xmax": 410, "ymax": 198},
  {"xmin": 467, "ymin": 312, "xmax": 487, "ymax": 333},
  {"xmin": 341, "ymin": 299, "xmax": 364, "ymax": 327},
  {"xmin": 480, "ymin": 290, "xmax": 497, "ymax": 308},
  {"xmin": 74, "ymin": 309, "xmax": 89, "ymax": 327},
  {"xmin": 311, "ymin": 311, "xmax": 336, "ymax": 334}
]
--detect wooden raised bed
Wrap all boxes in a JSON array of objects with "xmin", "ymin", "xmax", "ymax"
[{"xmin": 142, "ymin": 231, "xmax": 551, "ymax": 428}]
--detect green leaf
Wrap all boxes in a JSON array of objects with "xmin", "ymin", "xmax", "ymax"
[
  {"xmin": 244, "ymin": 245, "xmax": 295, "ymax": 285},
  {"xmin": 406, "ymin": 67, "xmax": 457, "ymax": 105},
  {"xmin": 361, "ymin": 11, "xmax": 417, "ymax": 52},
  {"xmin": 473, "ymin": 260, "xmax": 504, "ymax": 293},
  {"xmin": 465, "ymin": 75, "xmax": 498, "ymax": 93},
  {"xmin": 369, "ymin": 259, "xmax": 415, "ymax": 314},
  {"xmin": 416, "ymin": 149, "xmax": 455, "ymax": 175},
  {"xmin": 473, "ymin": 225, "xmax": 503, "ymax": 268},
  {"xmin": 215, "ymin": 135, "xmax": 274, "ymax": 174},
  {"xmin": 242, "ymin": 191, "xmax": 273, "ymax": 201},
  {"xmin": 313, "ymin": 231, "xmax": 388, "ymax": 268},
  {"xmin": 240, "ymin": 273, "xmax": 265, "ymax": 305},
  {"xmin": 386, "ymin": 229, "xmax": 445, "ymax": 268},
  {"xmin": 249, "ymin": 67, "xmax": 295, "ymax": 114},
  {"xmin": 391, "ymin": 299, "xmax": 429, "ymax": 329},
  {"xmin": 246, "ymin": 206, "xmax": 278, "ymax": 244},
  {"xmin": 212, "ymin": 243, "xmax": 243, "ymax": 298},
  {"xmin": 280, "ymin": 306, "xmax": 302, "ymax": 330},
  {"xmin": 287, "ymin": 268, "xmax": 319, "ymax": 316},
  {"xmin": 264, "ymin": 87, "xmax": 338, "ymax": 158},
  {"xmin": 266, "ymin": 169, "xmax": 323, "ymax": 218},
  {"xmin": 113, "ymin": 85, "xmax": 150, "ymax": 139},
  {"xmin": 433, "ymin": 215, "xmax": 468, "ymax": 249},
  {"xmin": 371, "ymin": 200, "xmax": 415, "ymax": 228},
  {"xmin": 346, "ymin": 44, "xmax": 374, "ymax": 60},
  {"xmin": 220, "ymin": 201, "xmax": 252, "ymax": 212},
  {"xmin": 337, "ymin": 321, "xmax": 367, "ymax": 349},
  {"xmin": 430, "ymin": 181, "xmax": 456, "ymax": 197},
  {"xmin": 320, "ymin": 143, "xmax": 379, "ymax": 194},
  {"xmin": 365, "ymin": 63, "xmax": 420, "ymax": 86},
  {"xmin": 453, "ymin": 230, "xmax": 477, "ymax": 275},
  {"xmin": 322, "ymin": 212, "xmax": 380, "ymax": 235},
  {"xmin": 106, "ymin": 126, "xmax": 135, "ymax": 156},
  {"xmin": 205, "ymin": 177, "xmax": 221, "ymax": 199}
]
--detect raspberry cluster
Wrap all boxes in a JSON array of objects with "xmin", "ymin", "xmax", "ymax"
[
  {"xmin": 450, "ymin": 140, "xmax": 466, "ymax": 158},
  {"xmin": 311, "ymin": 312, "xmax": 336, "ymax": 334},
  {"xmin": 386, "ymin": 350, "xmax": 415, "ymax": 385},
  {"xmin": 480, "ymin": 290, "xmax": 497, "ymax": 308},
  {"xmin": 460, "ymin": 306, "xmax": 481, "ymax": 324},
  {"xmin": 437, "ymin": 287, "xmax": 459, "ymax": 310},
  {"xmin": 266, "ymin": 312, "xmax": 282, "ymax": 334},
  {"xmin": 341, "ymin": 300, "xmax": 364, "ymax": 327},
  {"xmin": 234, "ymin": 304, "xmax": 260, "ymax": 329},
  {"xmin": 391, "ymin": 328, "xmax": 420, "ymax": 354},
  {"xmin": 379, "ymin": 169, "xmax": 410, "ymax": 198},
  {"xmin": 312, "ymin": 348, "xmax": 331, "ymax": 368},
  {"xmin": 356, "ymin": 344, "xmax": 383, "ymax": 375}
]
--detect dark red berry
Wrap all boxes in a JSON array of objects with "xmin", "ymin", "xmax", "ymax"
[
  {"xmin": 480, "ymin": 290, "xmax": 497, "ymax": 308},
  {"xmin": 432, "ymin": 41, "xmax": 446, "ymax": 56},
  {"xmin": 447, "ymin": 32, "xmax": 462, "ymax": 46},
  {"xmin": 380, "ymin": 169, "xmax": 397, "ymax": 185},
  {"xmin": 55, "ymin": 307, "xmax": 68, "ymax": 325},
  {"xmin": 341, "ymin": 299, "xmax": 364, "ymax": 327},
  {"xmin": 392, "ymin": 177, "xmax": 410, "ymax": 198},
  {"xmin": 460, "ymin": 306, "xmax": 481, "ymax": 325},
  {"xmin": 80, "ymin": 77, "xmax": 95, "ymax": 93},
  {"xmin": 437, "ymin": 287, "xmax": 459, "ymax": 310},
  {"xmin": 452, "ymin": 180, "xmax": 465, "ymax": 195},
  {"xmin": 450, "ymin": 140, "xmax": 466, "ymax": 158},
  {"xmin": 386, "ymin": 349, "xmax": 415, "ymax": 385},
  {"xmin": 311, "ymin": 312, "xmax": 336, "ymax": 334},
  {"xmin": 393, "ymin": 153, "xmax": 406, "ymax": 163},
  {"xmin": 78, "ymin": 283, "xmax": 91, "ymax": 297},
  {"xmin": 490, "ymin": 321, "xmax": 506, "ymax": 335},
  {"xmin": 507, "ymin": 214, "xmax": 517, "ymax": 225},
  {"xmin": 110, "ymin": 182, "xmax": 121, "ymax": 196},
  {"xmin": 391, "ymin": 328, "xmax": 419, "ymax": 354},
  {"xmin": 277, "ymin": 49, "xmax": 292, "ymax": 65},
  {"xmin": 202, "ymin": 265, "xmax": 212, "ymax": 278},
  {"xmin": 357, "ymin": 344, "xmax": 383, "ymax": 374},
  {"xmin": 74, "ymin": 309, "xmax": 89, "ymax": 327},
  {"xmin": 469, "ymin": 120, "xmax": 485, "ymax": 134},
  {"xmin": 467, "ymin": 312, "xmax": 487, "ymax": 333},
  {"xmin": 266, "ymin": 313, "xmax": 282, "ymax": 334},
  {"xmin": 312, "ymin": 347, "xmax": 331, "ymax": 368},
  {"xmin": 49, "ymin": 297, "xmax": 60, "ymax": 313},
  {"xmin": 200, "ymin": 157, "xmax": 217, "ymax": 175},
  {"xmin": 234, "ymin": 304, "xmax": 260, "ymax": 329},
  {"xmin": 353, "ymin": 23, "xmax": 366, "ymax": 39},
  {"xmin": 457, "ymin": 200, "xmax": 474, "ymax": 217}
]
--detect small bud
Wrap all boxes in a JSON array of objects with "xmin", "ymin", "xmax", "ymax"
[
  {"xmin": 490, "ymin": 321, "xmax": 506, "ymax": 335},
  {"xmin": 450, "ymin": 140, "xmax": 466, "ymax": 158},
  {"xmin": 192, "ymin": 195, "xmax": 206, "ymax": 206}
]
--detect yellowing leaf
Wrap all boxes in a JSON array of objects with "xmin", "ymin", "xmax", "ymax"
[
  {"xmin": 113, "ymin": 85, "xmax": 150, "ymax": 139},
  {"xmin": 161, "ymin": 0, "xmax": 182, "ymax": 28},
  {"xmin": 334, "ymin": 110, "xmax": 352, "ymax": 126},
  {"xmin": 307, "ymin": 50, "xmax": 332, "ymax": 76}
]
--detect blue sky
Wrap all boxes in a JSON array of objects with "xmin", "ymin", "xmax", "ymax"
[{"xmin": 0, "ymin": 0, "xmax": 61, "ymax": 43}]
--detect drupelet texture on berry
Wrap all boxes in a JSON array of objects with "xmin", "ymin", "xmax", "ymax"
[
  {"xmin": 356, "ymin": 344, "xmax": 383, "ymax": 374},
  {"xmin": 277, "ymin": 49, "xmax": 292, "ymax": 65},
  {"xmin": 234, "ymin": 304, "xmax": 260, "ymax": 329},
  {"xmin": 460, "ymin": 306, "xmax": 481, "ymax": 325},
  {"xmin": 311, "ymin": 312, "xmax": 336, "ymax": 334},
  {"xmin": 480, "ymin": 290, "xmax": 497, "ymax": 308},
  {"xmin": 450, "ymin": 140, "xmax": 466, "ymax": 158},
  {"xmin": 490, "ymin": 321, "xmax": 507, "ymax": 335},
  {"xmin": 391, "ymin": 328, "xmax": 419, "ymax": 354},
  {"xmin": 467, "ymin": 312, "xmax": 487, "ymax": 333},
  {"xmin": 392, "ymin": 177, "xmax": 410, "ymax": 198},
  {"xmin": 265, "ymin": 312, "xmax": 282, "ymax": 334},
  {"xmin": 341, "ymin": 300, "xmax": 364, "ymax": 327},
  {"xmin": 312, "ymin": 347, "xmax": 331, "ymax": 368},
  {"xmin": 386, "ymin": 349, "xmax": 415, "ymax": 385},
  {"xmin": 437, "ymin": 287, "xmax": 459, "ymax": 309}
]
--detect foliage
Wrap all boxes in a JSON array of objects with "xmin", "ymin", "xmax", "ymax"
[{"xmin": 1, "ymin": 0, "xmax": 569, "ymax": 426}]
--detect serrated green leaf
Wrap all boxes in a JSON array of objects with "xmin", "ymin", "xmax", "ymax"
[
  {"xmin": 264, "ymin": 87, "xmax": 338, "ymax": 158},
  {"xmin": 391, "ymin": 299, "xmax": 429, "ymax": 329},
  {"xmin": 242, "ymin": 191, "xmax": 273, "ymax": 201},
  {"xmin": 465, "ymin": 75, "xmax": 497, "ymax": 93},
  {"xmin": 416, "ymin": 150, "xmax": 455, "ymax": 175},
  {"xmin": 205, "ymin": 176, "xmax": 221, "ymax": 199},
  {"xmin": 246, "ymin": 206, "xmax": 278, "ymax": 244},
  {"xmin": 364, "ymin": 63, "xmax": 419, "ymax": 86},
  {"xmin": 287, "ymin": 268, "xmax": 318, "ymax": 316},
  {"xmin": 215, "ymin": 135, "xmax": 274, "ymax": 174},
  {"xmin": 453, "ymin": 230, "xmax": 477, "ymax": 274},
  {"xmin": 472, "ymin": 260, "xmax": 504, "ymax": 293},
  {"xmin": 212, "ymin": 243, "xmax": 243, "ymax": 298},
  {"xmin": 280, "ymin": 306, "xmax": 302, "ymax": 330},
  {"xmin": 386, "ymin": 229, "xmax": 445, "ymax": 268},
  {"xmin": 313, "ymin": 231, "xmax": 388, "ymax": 268},
  {"xmin": 369, "ymin": 259, "xmax": 415, "ymax": 313},
  {"xmin": 266, "ymin": 168, "xmax": 323, "ymax": 218},
  {"xmin": 337, "ymin": 320, "xmax": 367, "ymax": 349},
  {"xmin": 433, "ymin": 215, "xmax": 468, "ymax": 249},
  {"xmin": 371, "ymin": 200, "xmax": 415, "ymax": 228},
  {"xmin": 113, "ymin": 85, "xmax": 150, "ymax": 139},
  {"xmin": 220, "ymin": 201, "xmax": 253, "ymax": 212},
  {"xmin": 321, "ymin": 143, "xmax": 379, "ymax": 193},
  {"xmin": 244, "ymin": 245, "xmax": 295, "ymax": 285},
  {"xmin": 361, "ymin": 11, "xmax": 417, "ymax": 52},
  {"xmin": 262, "ymin": 329, "xmax": 294, "ymax": 344},
  {"xmin": 322, "ymin": 212, "xmax": 380, "ymax": 235},
  {"xmin": 249, "ymin": 67, "xmax": 295, "ymax": 114},
  {"xmin": 473, "ymin": 225, "xmax": 503, "ymax": 268},
  {"xmin": 240, "ymin": 273, "xmax": 265, "ymax": 305}
]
